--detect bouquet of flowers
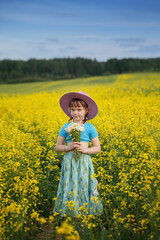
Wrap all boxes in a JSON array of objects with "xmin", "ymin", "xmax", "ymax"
[{"xmin": 65, "ymin": 122, "xmax": 85, "ymax": 160}]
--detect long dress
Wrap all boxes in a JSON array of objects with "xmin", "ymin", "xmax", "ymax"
[{"xmin": 53, "ymin": 152, "xmax": 103, "ymax": 217}]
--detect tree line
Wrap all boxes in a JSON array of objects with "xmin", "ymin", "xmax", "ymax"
[{"xmin": 0, "ymin": 57, "xmax": 160, "ymax": 84}]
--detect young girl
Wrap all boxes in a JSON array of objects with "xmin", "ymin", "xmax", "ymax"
[{"xmin": 53, "ymin": 91, "xmax": 103, "ymax": 217}]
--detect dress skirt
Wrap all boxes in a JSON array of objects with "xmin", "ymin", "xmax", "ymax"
[{"xmin": 53, "ymin": 152, "xmax": 103, "ymax": 217}]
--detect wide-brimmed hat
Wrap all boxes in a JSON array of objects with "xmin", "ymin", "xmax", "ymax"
[{"xmin": 59, "ymin": 91, "xmax": 98, "ymax": 120}]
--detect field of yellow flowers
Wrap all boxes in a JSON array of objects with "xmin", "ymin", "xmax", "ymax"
[{"xmin": 0, "ymin": 73, "xmax": 160, "ymax": 240}]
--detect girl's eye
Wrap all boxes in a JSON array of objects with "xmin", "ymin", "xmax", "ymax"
[{"xmin": 71, "ymin": 108, "xmax": 82, "ymax": 111}]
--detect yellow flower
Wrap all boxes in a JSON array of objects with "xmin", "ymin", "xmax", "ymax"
[
  {"xmin": 56, "ymin": 221, "xmax": 74, "ymax": 235},
  {"xmin": 48, "ymin": 215, "xmax": 54, "ymax": 223},
  {"xmin": 37, "ymin": 217, "xmax": 46, "ymax": 224}
]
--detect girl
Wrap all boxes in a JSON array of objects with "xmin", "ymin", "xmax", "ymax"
[{"xmin": 53, "ymin": 91, "xmax": 103, "ymax": 217}]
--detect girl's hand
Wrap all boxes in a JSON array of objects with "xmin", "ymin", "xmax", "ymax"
[
  {"xmin": 66, "ymin": 138, "xmax": 77, "ymax": 151},
  {"xmin": 74, "ymin": 142, "xmax": 88, "ymax": 154}
]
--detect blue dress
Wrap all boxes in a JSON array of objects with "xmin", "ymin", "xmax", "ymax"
[{"xmin": 52, "ymin": 122, "xmax": 103, "ymax": 217}]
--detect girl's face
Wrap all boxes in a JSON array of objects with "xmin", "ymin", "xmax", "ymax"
[{"xmin": 69, "ymin": 105, "xmax": 88, "ymax": 123}]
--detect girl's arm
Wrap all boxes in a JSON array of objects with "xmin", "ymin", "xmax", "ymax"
[
  {"xmin": 75, "ymin": 137, "xmax": 101, "ymax": 154},
  {"xmin": 56, "ymin": 136, "xmax": 65, "ymax": 152},
  {"xmin": 56, "ymin": 136, "xmax": 76, "ymax": 152}
]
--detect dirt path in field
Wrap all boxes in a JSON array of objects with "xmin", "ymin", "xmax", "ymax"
[{"xmin": 35, "ymin": 228, "xmax": 57, "ymax": 240}]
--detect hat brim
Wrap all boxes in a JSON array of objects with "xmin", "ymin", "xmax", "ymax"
[{"xmin": 59, "ymin": 92, "xmax": 98, "ymax": 120}]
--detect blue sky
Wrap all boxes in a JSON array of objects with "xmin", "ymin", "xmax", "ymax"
[{"xmin": 0, "ymin": 0, "xmax": 160, "ymax": 61}]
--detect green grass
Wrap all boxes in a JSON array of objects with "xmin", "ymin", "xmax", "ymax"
[
  {"xmin": 0, "ymin": 73, "xmax": 160, "ymax": 95},
  {"xmin": 0, "ymin": 75, "xmax": 117, "ymax": 95}
]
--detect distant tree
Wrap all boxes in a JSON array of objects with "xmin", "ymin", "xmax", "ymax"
[{"xmin": 0, "ymin": 57, "xmax": 160, "ymax": 84}]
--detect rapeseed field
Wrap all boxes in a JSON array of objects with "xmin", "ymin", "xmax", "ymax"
[{"xmin": 0, "ymin": 73, "xmax": 160, "ymax": 239}]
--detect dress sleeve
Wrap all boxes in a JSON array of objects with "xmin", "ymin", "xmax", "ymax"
[
  {"xmin": 59, "ymin": 123, "xmax": 68, "ymax": 138},
  {"xmin": 89, "ymin": 124, "xmax": 98, "ymax": 140}
]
